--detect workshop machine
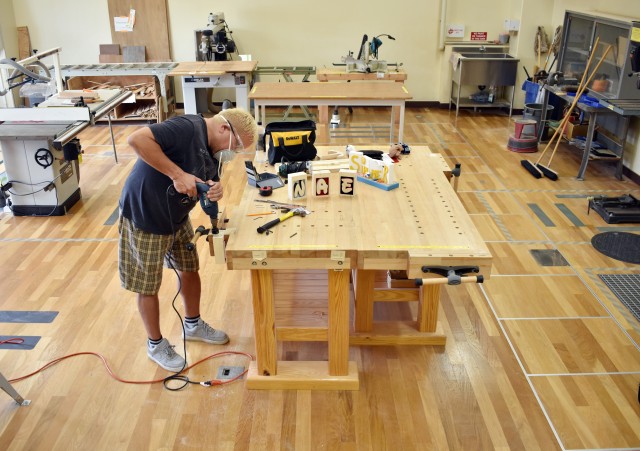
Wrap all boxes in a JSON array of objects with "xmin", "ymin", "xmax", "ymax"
[
  {"xmin": 340, "ymin": 33, "xmax": 397, "ymax": 74},
  {"xmin": 331, "ymin": 33, "xmax": 401, "ymax": 127},
  {"xmin": 195, "ymin": 12, "xmax": 237, "ymax": 62},
  {"xmin": 0, "ymin": 48, "xmax": 132, "ymax": 216}
]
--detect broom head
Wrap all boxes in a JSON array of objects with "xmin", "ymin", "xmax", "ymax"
[
  {"xmin": 521, "ymin": 159, "xmax": 543, "ymax": 179},
  {"xmin": 536, "ymin": 163, "xmax": 559, "ymax": 181}
]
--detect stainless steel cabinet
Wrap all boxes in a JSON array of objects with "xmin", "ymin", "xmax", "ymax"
[{"xmin": 558, "ymin": 10, "xmax": 640, "ymax": 100}]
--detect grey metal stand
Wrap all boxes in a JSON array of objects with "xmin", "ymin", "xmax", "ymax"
[{"xmin": 0, "ymin": 371, "xmax": 29, "ymax": 406}]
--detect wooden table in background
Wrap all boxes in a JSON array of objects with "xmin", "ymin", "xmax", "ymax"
[
  {"xmin": 224, "ymin": 146, "xmax": 492, "ymax": 390},
  {"xmin": 249, "ymin": 82, "xmax": 412, "ymax": 142},
  {"xmin": 170, "ymin": 61, "xmax": 257, "ymax": 114},
  {"xmin": 315, "ymin": 68, "xmax": 408, "ymax": 123}
]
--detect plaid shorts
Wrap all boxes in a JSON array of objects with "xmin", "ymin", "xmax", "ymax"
[{"xmin": 118, "ymin": 216, "xmax": 199, "ymax": 295}]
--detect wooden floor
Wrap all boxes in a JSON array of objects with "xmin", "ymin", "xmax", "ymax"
[{"xmin": 0, "ymin": 106, "xmax": 639, "ymax": 450}]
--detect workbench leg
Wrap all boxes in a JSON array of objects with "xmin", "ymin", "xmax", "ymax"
[
  {"xmin": 107, "ymin": 114, "xmax": 118, "ymax": 163},
  {"xmin": 319, "ymin": 105, "xmax": 329, "ymax": 124},
  {"xmin": 577, "ymin": 116, "xmax": 598, "ymax": 180},
  {"xmin": 398, "ymin": 102, "xmax": 406, "ymax": 142},
  {"xmin": 236, "ymin": 85, "xmax": 250, "ymax": 112},
  {"xmin": 250, "ymin": 270, "xmax": 278, "ymax": 376},
  {"xmin": 182, "ymin": 78, "xmax": 198, "ymax": 115},
  {"xmin": 353, "ymin": 270, "xmax": 375, "ymax": 332},
  {"xmin": 616, "ymin": 117, "xmax": 630, "ymax": 180},
  {"xmin": 417, "ymin": 283, "xmax": 440, "ymax": 333},
  {"xmin": 328, "ymin": 269, "xmax": 349, "ymax": 376}
]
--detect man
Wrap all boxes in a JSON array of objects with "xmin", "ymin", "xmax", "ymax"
[{"xmin": 119, "ymin": 108, "xmax": 258, "ymax": 372}]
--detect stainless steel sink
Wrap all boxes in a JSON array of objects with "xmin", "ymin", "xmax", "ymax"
[
  {"xmin": 459, "ymin": 52, "xmax": 515, "ymax": 59},
  {"xmin": 449, "ymin": 48, "xmax": 520, "ymax": 118}
]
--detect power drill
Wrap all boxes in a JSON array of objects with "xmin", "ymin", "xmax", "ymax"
[{"xmin": 195, "ymin": 181, "xmax": 219, "ymax": 234}]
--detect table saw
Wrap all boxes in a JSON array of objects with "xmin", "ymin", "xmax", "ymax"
[{"xmin": 0, "ymin": 48, "xmax": 132, "ymax": 216}]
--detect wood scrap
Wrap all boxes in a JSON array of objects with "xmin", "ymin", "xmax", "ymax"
[
  {"xmin": 17, "ymin": 27, "xmax": 31, "ymax": 60},
  {"xmin": 99, "ymin": 44, "xmax": 120, "ymax": 55},
  {"xmin": 57, "ymin": 90, "xmax": 101, "ymax": 99}
]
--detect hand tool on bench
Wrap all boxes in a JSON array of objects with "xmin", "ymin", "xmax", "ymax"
[
  {"xmin": 257, "ymin": 206, "xmax": 310, "ymax": 234},
  {"xmin": 254, "ymin": 199, "xmax": 307, "ymax": 212}
]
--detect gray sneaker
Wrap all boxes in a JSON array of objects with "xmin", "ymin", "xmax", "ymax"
[
  {"xmin": 147, "ymin": 338, "xmax": 186, "ymax": 372},
  {"xmin": 183, "ymin": 318, "xmax": 229, "ymax": 344}
]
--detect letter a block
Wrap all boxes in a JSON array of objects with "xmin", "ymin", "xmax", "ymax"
[
  {"xmin": 312, "ymin": 170, "xmax": 331, "ymax": 197},
  {"xmin": 288, "ymin": 172, "xmax": 307, "ymax": 200},
  {"xmin": 339, "ymin": 169, "xmax": 357, "ymax": 196}
]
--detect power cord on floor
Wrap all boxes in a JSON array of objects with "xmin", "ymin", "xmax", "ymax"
[{"xmin": 2, "ymin": 338, "xmax": 253, "ymax": 387}]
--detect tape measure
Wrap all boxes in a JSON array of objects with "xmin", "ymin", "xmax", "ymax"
[{"xmin": 259, "ymin": 186, "xmax": 273, "ymax": 197}]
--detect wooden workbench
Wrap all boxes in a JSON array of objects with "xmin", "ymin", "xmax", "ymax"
[
  {"xmin": 224, "ymin": 146, "xmax": 492, "ymax": 390},
  {"xmin": 315, "ymin": 68, "xmax": 408, "ymax": 123},
  {"xmin": 249, "ymin": 82, "xmax": 412, "ymax": 142}
]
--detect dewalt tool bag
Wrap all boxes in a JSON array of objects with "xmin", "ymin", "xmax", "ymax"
[{"xmin": 264, "ymin": 120, "xmax": 317, "ymax": 165}]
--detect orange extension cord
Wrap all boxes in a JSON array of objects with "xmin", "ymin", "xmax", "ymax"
[{"xmin": 0, "ymin": 338, "xmax": 254, "ymax": 387}]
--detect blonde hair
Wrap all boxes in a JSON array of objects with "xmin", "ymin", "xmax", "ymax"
[{"xmin": 217, "ymin": 108, "xmax": 258, "ymax": 150}]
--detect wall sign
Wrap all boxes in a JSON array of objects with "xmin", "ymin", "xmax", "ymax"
[{"xmin": 470, "ymin": 32, "xmax": 488, "ymax": 41}]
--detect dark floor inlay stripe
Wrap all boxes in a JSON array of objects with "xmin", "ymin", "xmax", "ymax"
[
  {"xmin": 0, "ymin": 336, "xmax": 40, "ymax": 350},
  {"xmin": 528, "ymin": 203, "xmax": 555, "ymax": 227},
  {"xmin": 104, "ymin": 207, "xmax": 119, "ymax": 226},
  {"xmin": 555, "ymin": 203, "xmax": 585, "ymax": 227},
  {"xmin": 0, "ymin": 311, "xmax": 58, "ymax": 323}
]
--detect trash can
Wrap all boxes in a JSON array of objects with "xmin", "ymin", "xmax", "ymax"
[{"xmin": 523, "ymin": 103, "xmax": 554, "ymax": 140}]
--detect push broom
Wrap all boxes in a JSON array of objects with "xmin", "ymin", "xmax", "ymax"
[
  {"xmin": 535, "ymin": 44, "xmax": 612, "ymax": 180},
  {"xmin": 520, "ymin": 38, "xmax": 605, "ymax": 179}
]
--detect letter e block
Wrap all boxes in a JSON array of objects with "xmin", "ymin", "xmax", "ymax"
[
  {"xmin": 288, "ymin": 172, "xmax": 307, "ymax": 200},
  {"xmin": 312, "ymin": 170, "xmax": 331, "ymax": 197},
  {"xmin": 339, "ymin": 169, "xmax": 357, "ymax": 196}
]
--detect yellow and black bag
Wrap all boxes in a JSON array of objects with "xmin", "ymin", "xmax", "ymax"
[{"xmin": 264, "ymin": 120, "xmax": 317, "ymax": 165}]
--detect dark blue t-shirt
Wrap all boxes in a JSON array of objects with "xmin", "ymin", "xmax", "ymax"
[{"xmin": 119, "ymin": 115, "xmax": 218, "ymax": 234}]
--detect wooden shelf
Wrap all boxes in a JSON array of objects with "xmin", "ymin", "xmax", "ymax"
[{"xmin": 67, "ymin": 74, "xmax": 174, "ymax": 122}]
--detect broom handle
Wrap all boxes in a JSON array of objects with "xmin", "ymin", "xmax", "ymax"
[
  {"xmin": 534, "ymin": 37, "xmax": 601, "ymax": 165},
  {"xmin": 543, "ymin": 44, "xmax": 612, "ymax": 167}
]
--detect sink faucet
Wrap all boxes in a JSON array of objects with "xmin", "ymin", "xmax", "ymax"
[{"xmin": 479, "ymin": 45, "xmax": 486, "ymax": 52}]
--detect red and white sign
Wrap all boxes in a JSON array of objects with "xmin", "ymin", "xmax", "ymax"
[
  {"xmin": 470, "ymin": 32, "xmax": 488, "ymax": 41},
  {"xmin": 447, "ymin": 24, "xmax": 464, "ymax": 38}
]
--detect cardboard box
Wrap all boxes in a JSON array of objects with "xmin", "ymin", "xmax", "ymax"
[{"xmin": 563, "ymin": 122, "xmax": 589, "ymax": 140}]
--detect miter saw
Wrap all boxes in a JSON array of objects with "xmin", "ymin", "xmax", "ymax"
[
  {"xmin": 195, "ymin": 12, "xmax": 237, "ymax": 61},
  {"xmin": 339, "ymin": 33, "xmax": 397, "ymax": 73},
  {"xmin": 330, "ymin": 33, "xmax": 401, "ymax": 127}
]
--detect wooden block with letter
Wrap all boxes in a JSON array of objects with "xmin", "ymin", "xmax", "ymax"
[
  {"xmin": 339, "ymin": 169, "xmax": 357, "ymax": 196},
  {"xmin": 312, "ymin": 170, "xmax": 331, "ymax": 197},
  {"xmin": 288, "ymin": 172, "xmax": 307, "ymax": 200}
]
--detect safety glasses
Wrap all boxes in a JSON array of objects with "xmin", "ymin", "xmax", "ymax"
[{"xmin": 221, "ymin": 116, "xmax": 245, "ymax": 152}]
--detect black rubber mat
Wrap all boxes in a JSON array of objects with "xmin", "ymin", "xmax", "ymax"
[
  {"xmin": 599, "ymin": 274, "xmax": 640, "ymax": 323},
  {"xmin": 591, "ymin": 232, "xmax": 640, "ymax": 264}
]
